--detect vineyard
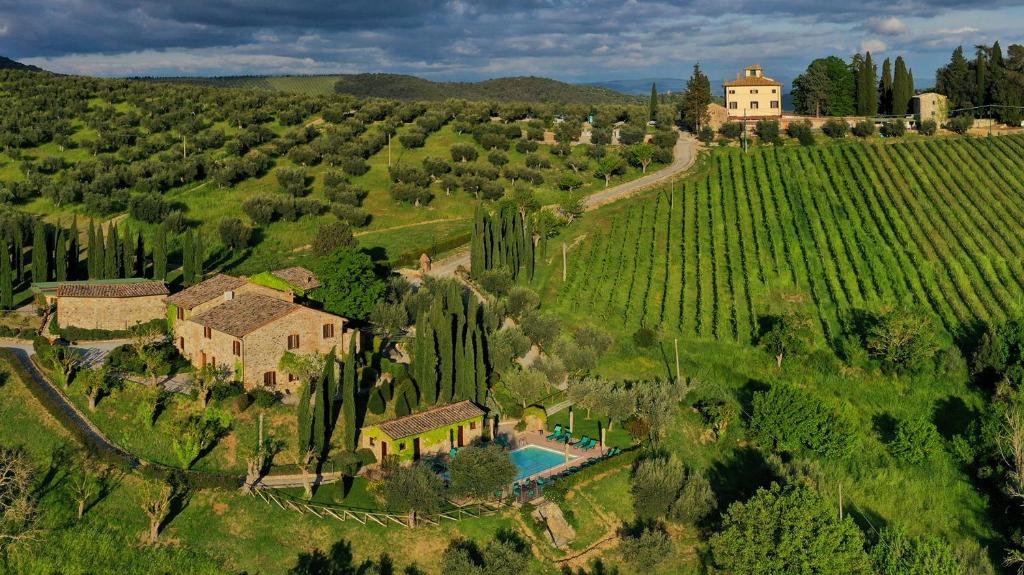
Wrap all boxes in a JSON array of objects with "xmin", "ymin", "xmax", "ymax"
[{"xmin": 554, "ymin": 135, "xmax": 1024, "ymax": 343}]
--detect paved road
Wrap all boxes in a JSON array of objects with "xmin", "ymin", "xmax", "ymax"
[{"xmin": 422, "ymin": 131, "xmax": 700, "ymax": 278}]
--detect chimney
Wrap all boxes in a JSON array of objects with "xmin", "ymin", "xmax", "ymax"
[{"xmin": 224, "ymin": 290, "xmax": 234, "ymax": 301}]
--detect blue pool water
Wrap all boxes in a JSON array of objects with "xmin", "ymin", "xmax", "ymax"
[{"xmin": 509, "ymin": 445, "xmax": 576, "ymax": 481}]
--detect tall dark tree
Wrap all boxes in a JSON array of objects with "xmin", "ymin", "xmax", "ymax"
[
  {"xmin": 681, "ymin": 64, "xmax": 712, "ymax": 131},
  {"xmin": 0, "ymin": 239, "xmax": 12, "ymax": 311},
  {"xmin": 54, "ymin": 228, "xmax": 67, "ymax": 282},
  {"xmin": 153, "ymin": 223, "xmax": 167, "ymax": 281},
  {"xmin": 104, "ymin": 225, "xmax": 119, "ymax": 280},
  {"xmin": 892, "ymin": 56, "xmax": 913, "ymax": 116},
  {"xmin": 342, "ymin": 336, "xmax": 357, "ymax": 452},
  {"xmin": 192, "ymin": 231, "xmax": 204, "ymax": 284},
  {"xmin": 121, "ymin": 227, "xmax": 134, "ymax": 278},
  {"xmin": 413, "ymin": 309, "xmax": 438, "ymax": 405},
  {"xmin": 937, "ymin": 46, "xmax": 973, "ymax": 110},
  {"xmin": 879, "ymin": 57, "xmax": 893, "ymax": 115},
  {"xmin": 649, "ymin": 82, "xmax": 658, "ymax": 122},
  {"xmin": 182, "ymin": 230, "xmax": 195, "ymax": 286},
  {"xmin": 975, "ymin": 45, "xmax": 989, "ymax": 107},
  {"xmin": 86, "ymin": 221, "xmax": 97, "ymax": 279},
  {"xmin": 13, "ymin": 230, "xmax": 24, "ymax": 284},
  {"xmin": 857, "ymin": 52, "xmax": 879, "ymax": 117},
  {"xmin": 67, "ymin": 216, "xmax": 79, "ymax": 280},
  {"xmin": 31, "ymin": 221, "xmax": 48, "ymax": 284}
]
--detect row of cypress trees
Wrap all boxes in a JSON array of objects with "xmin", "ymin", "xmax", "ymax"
[
  {"xmin": 84, "ymin": 220, "xmax": 146, "ymax": 281},
  {"xmin": 296, "ymin": 335, "xmax": 361, "ymax": 461},
  {"xmin": 411, "ymin": 283, "xmax": 489, "ymax": 408},
  {"xmin": 470, "ymin": 205, "xmax": 536, "ymax": 281}
]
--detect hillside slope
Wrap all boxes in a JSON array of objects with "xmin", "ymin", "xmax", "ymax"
[
  {"xmin": 332, "ymin": 73, "xmax": 636, "ymax": 104},
  {"xmin": 0, "ymin": 56, "xmax": 43, "ymax": 72}
]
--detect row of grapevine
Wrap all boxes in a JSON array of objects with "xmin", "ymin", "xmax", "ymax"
[{"xmin": 551, "ymin": 135, "xmax": 1024, "ymax": 344}]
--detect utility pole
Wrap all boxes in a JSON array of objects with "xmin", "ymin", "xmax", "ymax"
[
  {"xmin": 674, "ymin": 338, "xmax": 680, "ymax": 386},
  {"xmin": 561, "ymin": 241, "xmax": 567, "ymax": 282},
  {"xmin": 258, "ymin": 412, "xmax": 264, "ymax": 447},
  {"xmin": 387, "ymin": 133, "xmax": 392, "ymax": 167}
]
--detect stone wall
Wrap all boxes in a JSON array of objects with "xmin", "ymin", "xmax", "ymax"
[
  {"xmin": 240, "ymin": 307, "xmax": 351, "ymax": 395},
  {"xmin": 58, "ymin": 295, "xmax": 166, "ymax": 331}
]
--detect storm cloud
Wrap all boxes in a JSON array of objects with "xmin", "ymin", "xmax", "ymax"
[{"xmin": 3, "ymin": 0, "xmax": 1023, "ymax": 85}]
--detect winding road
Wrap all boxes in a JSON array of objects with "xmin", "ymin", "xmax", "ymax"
[{"xmin": 424, "ymin": 131, "xmax": 700, "ymax": 278}]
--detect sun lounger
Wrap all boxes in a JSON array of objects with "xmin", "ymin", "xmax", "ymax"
[{"xmin": 545, "ymin": 425, "xmax": 564, "ymax": 441}]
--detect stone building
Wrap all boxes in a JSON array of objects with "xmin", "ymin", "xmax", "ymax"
[
  {"xmin": 913, "ymin": 92, "xmax": 949, "ymax": 125},
  {"xmin": 723, "ymin": 65, "xmax": 783, "ymax": 120},
  {"xmin": 167, "ymin": 273, "xmax": 353, "ymax": 393},
  {"xmin": 49, "ymin": 279, "xmax": 168, "ymax": 331},
  {"xmin": 360, "ymin": 400, "xmax": 486, "ymax": 462}
]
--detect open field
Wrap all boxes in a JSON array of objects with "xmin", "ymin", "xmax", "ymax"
[{"xmin": 547, "ymin": 135, "xmax": 1024, "ymax": 344}]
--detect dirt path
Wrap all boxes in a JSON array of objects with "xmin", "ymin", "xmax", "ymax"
[
  {"xmin": 422, "ymin": 131, "xmax": 700, "ymax": 278},
  {"xmin": 355, "ymin": 217, "xmax": 467, "ymax": 237}
]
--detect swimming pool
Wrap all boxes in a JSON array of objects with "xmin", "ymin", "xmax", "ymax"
[{"xmin": 509, "ymin": 445, "xmax": 576, "ymax": 481}]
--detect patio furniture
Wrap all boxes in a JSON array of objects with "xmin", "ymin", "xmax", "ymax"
[
  {"xmin": 545, "ymin": 425, "xmax": 564, "ymax": 441},
  {"xmin": 571, "ymin": 436, "xmax": 591, "ymax": 448}
]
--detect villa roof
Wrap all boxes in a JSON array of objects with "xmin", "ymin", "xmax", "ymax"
[
  {"xmin": 190, "ymin": 294, "xmax": 298, "ymax": 337},
  {"xmin": 55, "ymin": 280, "xmax": 168, "ymax": 299},
  {"xmin": 272, "ymin": 266, "xmax": 321, "ymax": 291},
  {"xmin": 724, "ymin": 75, "xmax": 782, "ymax": 88},
  {"xmin": 166, "ymin": 274, "xmax": 247, "ymax": 309},
  {"xmin": 375, "ymin": 400, "xmax": 485, "ymax": 440}
]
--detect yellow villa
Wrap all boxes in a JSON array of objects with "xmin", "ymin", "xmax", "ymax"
[{"xmin": 723, "ymin": 65, "xmax": 783, "ymax": 120}]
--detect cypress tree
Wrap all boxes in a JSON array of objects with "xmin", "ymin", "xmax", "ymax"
[
  {"xmin": 435, "ymin": 298, "xmax": 454, "ymax": 404},
  {"xmin": 474, "ymin": 329, "xmax": 487, "ymax": 404},
  {"xmin": 67, "ymin": 216, "xmax": 79, "ymax": 280},
  {"xmin": 892, "ymin": 56, "xmax": 913, "ymax": 116},
  {"xmin": 975, "ymin": 47, "xmax": 988, "ymax": 107},
  {"xmin": 13, "ymin": 230, "xmax": 23, "ymax": 284},
  {"xmin": 413, "ymin": 309, "xmax": 438, "ymax": 405},
  {"xmin": 31, "ymin": 221, "xmax": 48, "ymax": 284},
  {"xmin": 470, "ymin": 206, "xmax": 486, "ymax": 277},
  {"xmin": 343, "ymin": 336, "xmax": 357, "ymax": 451},
  {"xmin": 858, "ymin": 52, "xmax": 878, "ymax": 117},
  {"xmin": 153, "ymin": 223, "xmax": 167, "ymax": 280},
  {"xmin": 104, "ymin": 226, "xmax": 118, "ymax": 280},
  {"xmin": 54, "ymin": 229, "xmax": 67, "ymax": 282},
  {"xmin": 122, "ymin": 227, "xmax": 134, "ymax": 278},
  {"xmin": 86, "ymin": 221, "xmax": 97, "ymax": 279},
  {"xmin": 0, "ymin": 239, "xmax": 12, "ymax": 311},
  {"xmin": 525, "ymin": 219, "xmax": 535, "ymax": 281},
  {"xmin": 182, "ymin": 231, "xmax": 193, "ymax": 285},
  {"xmin": 93, "ymin": 225, "xmax": 106, "ymax": 279},
  {"xmin": 879, "ymin": 57, "xmax": 893, "ymax": 115},
  {"xmin": 454, "ymin": 304, "xmax": 468, "ymax": 401},
  {"xmin": 649, "ymin": 82, "xmax": 658, "ymax": 122},
  {"xmin": 193, "ymin": 231, "xmax": 204, "ymax": 283},
  {"xmin": 134, "ymin": 229, "xmax": 145, "ymax": 278},
  {"xmin": 296, "ymin": 377, "xmax": 312, "ymax": 455}
]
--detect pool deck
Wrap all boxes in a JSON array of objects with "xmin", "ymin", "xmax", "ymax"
[{"xmin": 497, "ymin": 424, "xmax": 608, "ymax": 483}]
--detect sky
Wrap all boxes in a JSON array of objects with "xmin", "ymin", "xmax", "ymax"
[{"xmin": 3, "ymin": 0, "xmax": 1024, "ymax": 89}]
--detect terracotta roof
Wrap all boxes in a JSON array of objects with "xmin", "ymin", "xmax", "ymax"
[
  {"xmin": 56, "ymin": 281, "xmax": 168, "ymax": 299},
  {"xmin": 272, "ymin": 267, "xmax": 321, "ymax": 291},
  {"xmin": 375, "ymin": 400, "xmax": 485, "ymax": 440},
  {"xmin": 724, "ymin": 75, "xmax": 782, "ymax": 88},
  {"xmin": 190, "ymin": 294, "xmax": 299, "ymax": 338},
  {"xmin": 166, "ymin": 274, "xmax": 247, "ymax": 309}
]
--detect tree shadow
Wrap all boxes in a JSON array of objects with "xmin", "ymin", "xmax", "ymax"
[
  {"xmin": 871, "ymin": 413, "xmax": 898, "ymax": 444},
  {"xmin": 34, "ymin": 443, "xmax": 73, "ymax": 499},
  {"xmin": 0, "ymin": 371, "xmax": 8, "ymax": 388},
  {"xmin": 288, "ymin": 538, "xmax": 376, "ymax": 575},
  {"xmin": 82, "ymin": 464, "xmax": 126, "ymax": 517},
  {"xmin": 706, "ymin": 446, "xmax": 776, "ymax": 510},
  {"xmin": 932, "ymin": 396, "xmax": 975, "ymax": 440},
  {"xmin": 736, "ymin": 378, "xmax": 770, "ymax": 421},
  {"xmin": 159, "ymin": 473, "xmax": 193, "ymax": 536}
]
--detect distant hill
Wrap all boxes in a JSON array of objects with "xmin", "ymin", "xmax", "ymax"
[
  {"xmin": 587, "ymin": 78, "xmax": 687, "ymax": 96},
  {"xmin": 331, "ymin": 74, "xmax": 637, "ymax": 104},
  {"xmin": 0, "ymin": 56, "xmax": 43, "ymax": 72}
]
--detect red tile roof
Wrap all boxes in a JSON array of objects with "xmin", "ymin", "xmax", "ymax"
[
  {"xmin": 189, "ymin": 294, "xmax": 299, "ymax": 338},
  {"xmin": 375, "ymin": 400, "xmax": 485, "ymax": 440},
  {"xmin": 166, "ymin": 274, "xmax": 247, "ymax": 309},
  {"xmin": 724, "ymin": 75, "xmax": 782, "ymax": 87},
  {"xmin": 56, "ymin": 281, "xmax": 168, "ymax": 299},
  {"xmin": 272, "ymin": 267, "xmax": 321, "ymax": 291}
]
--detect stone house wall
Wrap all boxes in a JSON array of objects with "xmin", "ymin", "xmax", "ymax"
[
  {"xmin": 240, "ymin": 307, "xmax": 351, "ymax": 394},
  {"xmin": 360, "ymin": 415, "xmax": 484, "ymax": 462},
  {"xmin": 58, "ymin": 295, "xmax": 166, "ymax": 331}
]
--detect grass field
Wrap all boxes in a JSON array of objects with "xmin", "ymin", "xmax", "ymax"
[{"xmin": 547, "ymin": 135, "xmax": 1024, "ymax": 345}]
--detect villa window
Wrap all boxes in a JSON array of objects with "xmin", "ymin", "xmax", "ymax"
[
  {"xmin": 232, "ymin": 340, "xmax": 241, "ymax": 356},
  {"xmin": 772, "ymin": 88, "xmax": 777, "ymax": 94},
  {"xmin": 751, "ymin": 101, "xmax": 759, "ymax": 109},
  {"xmin": 263, "ymin": 371, "xmax": 276, "ymax": 386},
  {"xmin": 369, "ymin": 437, "xmax": 376, "ymax": 447},
  {"xmin": 771, "ymin": 101, "xmax": 780, "ymax": 109},
  {"xmin": 729, "ymin": 102, "xmax": 738, "ymax": 110},
  {"xmin": 399, "ymin": 442, "xmax": 406, "ymax": 451},
  {"xmin": 287, "ymin": 334, "xmax": 300, "ymax": 349},
  {"xmin": 203, "ymin": 326, "xmax": 212, "ymax": 339},
  {"xmin": 178, "ymin": 337, "xmax": 185, "ymax": 349},
  {"xmin": 288, "ymin": 373, "xmax": 297, "ymax": 382},
  {"xmin": 728, "ymin": 89, "xmax": 735, "ymax": 94},
  {"xmin": 470, "ymin": 421, "xmax": 476, "ymax": 430},
  {"xmin": 177, "ymin": 307, "xmax": 185, "ymax": 320},
  {"xmin": 322, "ymin": 324, "xmax": 335, "ymax": 338},
  {"xmin": 750, "ymin": 89, "xmax": 758, "ymax": 94}
]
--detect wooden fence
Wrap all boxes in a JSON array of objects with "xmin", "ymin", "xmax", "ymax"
[{"xmin": 248, "ymin": 487, "xmax": 506, "ymax": 528}]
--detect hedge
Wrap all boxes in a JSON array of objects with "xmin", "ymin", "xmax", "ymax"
[
  {"xmin": 52, "ymin": 317, "xmax": 167, "ymax": 342},
  {"xmin": 542, "ymin": 446, "xmax": 640, "ymax": 504}
]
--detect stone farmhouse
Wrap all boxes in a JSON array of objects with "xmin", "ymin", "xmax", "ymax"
[
  {"xmin": 36, "ymin": 278, "xmax": 168, "ymax": 332},
  {"xmin": 724, "ymin": 64, "xmax": 783, "ymax": 120},
  {"xmin": 166, "ymin": 273, "xmax": 353, "ymax": 394},
  {"xmin": 360, "ymin": 400, "xmax": 486, "ymax": 462}
]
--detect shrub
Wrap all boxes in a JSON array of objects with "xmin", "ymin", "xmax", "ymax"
[
  {"xmin": 242, "ymin": 195, "xmax": 278, "ymax": 225},
  {"xmin": 398, "ymin": 129, "xmax": 427, "ymax": 149},
  {"xmin": 574, "ymin": 325, "xmax": 613, "ymax": 355},
  {"xmin": 450, "ymin": 144, "xmax": 478, "ymax": 163},
  {"xmin": 251, "ymin": 387, "xmax": 279, "ymax": 408},
  {"xmin": 505, "ymin": 287, "xmax": 540, "ymax": 319},
  {"xmin": 487, "ymin": 151, "xmax": 508, "ymax": 167},
  {"xmin": 918, "ymin": 119, "xmax": 938, "ymax": 136},
  {"xmin": 368, "ymin": 387, "xmax": 386, "ymax": 415},
  {"xmin": 209, "ymin": 381, "xmax": 244, "ymax": 402},
  {"xmin": 880, "ymin": 120, "xmax": 906, "ymax": 138},
  {"xmin": 755, "ymin": 120, "xmax": 781, "ymax": 144},
  {"xmin": 632, "ymin": 455, "xmax": 684, "ymax": 519},
  {"xmin": 821, "ymin": 118, "xmax": 849, "ymax": 139},
  {"xmin": 515, "ymin": 139, "xmax": 538, "ymax": 153},
  {"xmin": 533, "ymin": 355, "xmax": 567, "ymax": 386},
  {"xmin": 389, "ymin": 182, "xmax": 432, "ymax": 206},
  {"xmin": 889, "ymin": 416, "xmax": 942, "ymax": 464},
  {"xmin": 340, "ymin": 156, "xmax": 369, "ymax": 176},
  {"xmin": 946, "ymin": 115, "xmax": 973, "ymax": 135},
  {"xmin": 697, "ymin": 126, "xmax": 715, "ymax": 144},
  {"xmin": 619, "ymin": 524, "xmax": 673, "ymax": 572},
  {"xmin": 786, "ymin": 120, "xmax": 816, "ymax": 146},
  {"xmin": 312, "ymin": 220, "xmax": 356, "ymax": 257},
  {"xmin": 632, "ymin": 327, "xmax": 658, "ymax": 349},
  {"xmin": 852, "ymin": 120, "xmax": 875, "ymax": 138},
  {"xmin": 870, "ymin": 526, "xmax": 963, "ymax": 575},
  {"xmin": 719, "ymin": 122, "xmax": 743, "ymax": 140},
  {"xmin": 129, "ymin": 193, "xmax": 170, "ymax": 224},
  {"xmin": 750, "ymin": 383, "xmax": 856, "ymax": 458},
  {"xmin": 217, "ymin": 217, "xmax": 251, "ymax": 250},
  {"xmin": 520, "ymin": 311, "xmax": 561, "ymax": 350}
]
